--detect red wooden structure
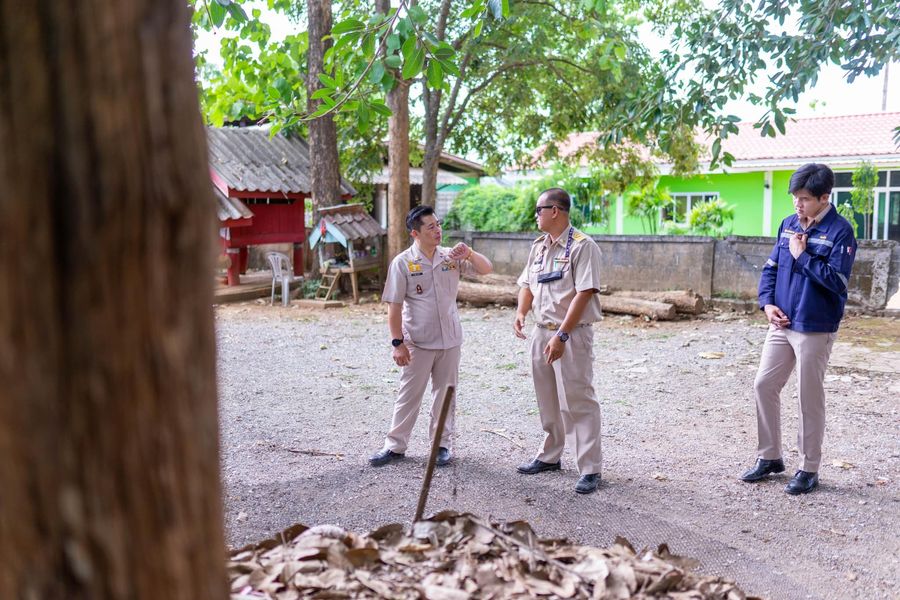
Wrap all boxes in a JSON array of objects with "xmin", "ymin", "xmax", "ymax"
[{"xmin": 209, "ymin": 126, "xmax": 355, "ymax": 285}]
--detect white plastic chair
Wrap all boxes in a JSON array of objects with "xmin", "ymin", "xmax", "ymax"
[{"xmin": 266, "ymin": 252, "xmax": 300, "ymax": 306}]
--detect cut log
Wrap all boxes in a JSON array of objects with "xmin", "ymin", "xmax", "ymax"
[
  {"xmin": 611, "ymin": 290, "xmax": 705, "ymax": 314},
  {"xmin": 599, "ymin": 296, "xmax": 678, "ymax": 320},
  {"xmin": 457, "ymin": 281, "xmax": 678, "ymax": 320},
  {"xmin": 458, "ymin": 281, "xmax": 518, "ymax": 306}
]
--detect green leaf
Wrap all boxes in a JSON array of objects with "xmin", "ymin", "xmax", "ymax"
[
  {"xmin": 774, "ymin": 110, "xmax": 786, "ymax": 134},
  {"xmin": 357, "ymin": 101, "xmax": 370, "ymax": 133},
  {"xmin": 426, "ymin": 60, "xmax": 443, "ymax": 89},
  {"xmin": 332, "ymin": 18, "xmax": 365, "ymax": 35},
  {"xmin": 437, "ymin": 59, "xmax": 460, "ymax": 77},
  {"xmin": 369, "ymin": 61, "xmax": 386, "ymax": 84},
  {"xmin": 385, "ymin": 54, "xmax": 402, "ymax": 69},
  {"xmin": 474, "ymin": 20, "xmax": 484, "ymax": 37},
  {"xmin": 711, "ymin": 138, "xmax": 721, "ymax": 162},
  {"xmin": 209, "ymin": 1, "xmax": 227, "ymax": 27},
  {"xmin": 318, "ymin": 73, "xmax": 337, "ymax": 88},
  {"xmin": 226, "ymin": 3, "xmax": 248, "ymax": 22},
  {"xmin": 432, "ymin": 44, "xmax": 454, "ymax": 60},
  {"xmin": 311, "ymin": 88, "xmax": 334, "ymax": 100},
  {"xmin": 614, "ymin": 44, "xmax": 626, "ymax": 61},
  {"xmin": 401, "ymin": 34, "xmax": 417, "ymax": 60},
  {"xmin": 386, "ymin": 33, "xmax": 401, "ymax": 50},
  {"xmin": 408, "ymin": 5, "xmax": 428, "ymax": 25},
  {"xmin": 401, "ymin": 47, "xmax": 425, "ymax": 80},
  {"xmin": 501, "ymin": 0, "xmax": 510, "ymax": 17},
  {"xmin": 369, "ymin": 101, "xmax": 392, "ymax": 117}
]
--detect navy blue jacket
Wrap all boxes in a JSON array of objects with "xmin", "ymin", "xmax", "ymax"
[{"xmin": 758, "ymin": 206, "xmax": 857, "ymax": 333}]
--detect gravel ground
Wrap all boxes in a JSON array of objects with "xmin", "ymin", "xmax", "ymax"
[{"xmin": 215, "ymin": 302, "xmax": 900, "ymax": 600}]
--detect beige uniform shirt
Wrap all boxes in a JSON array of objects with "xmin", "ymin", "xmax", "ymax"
[
  {"xmin": 517, "ymin": 226, "xmax": 603, "ymax": 326},
  {"xmin": 383, "ymin": 243, "xmax": 476, "ymax": 350}
]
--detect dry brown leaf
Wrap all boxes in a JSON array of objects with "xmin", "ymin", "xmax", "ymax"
[{"xmin": 699, "ymin": 352, "xmax": 725, "ymax": 359}]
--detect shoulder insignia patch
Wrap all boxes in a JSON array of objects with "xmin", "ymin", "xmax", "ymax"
[
  {"xmin": 572, "ymin": 231, "xmax": 586, "ymax": 242},
  {"xmin": 533, "ymin": 234, "xmax": 546, "ymax": 244}
]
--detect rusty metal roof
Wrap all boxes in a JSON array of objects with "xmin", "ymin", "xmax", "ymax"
[
  {"xmin": 319, "ymin": 203, "xmax": 385, "ymax": 242},
  {"xmin": 207, "ymin": 126, "xmax": 356, "ymax": 197},
  {"xmin": 214, "ymin": 186, "xmax": 253, "ymax": 222}
]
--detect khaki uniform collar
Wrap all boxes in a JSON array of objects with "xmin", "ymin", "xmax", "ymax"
[{"xmin": 543, "ymin": 224, "xmax": 574, "ymax": 249}]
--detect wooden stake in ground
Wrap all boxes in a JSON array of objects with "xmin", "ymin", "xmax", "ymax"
[{"xmin": 414, "ymin": 386, "xmax": 455, "ymax": 523}]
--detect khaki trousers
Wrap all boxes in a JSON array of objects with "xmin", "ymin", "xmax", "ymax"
[
  {"xmin": 754, "ymin": 326, "xmax": 837, "ymax": 472},
  {"xmin": 384, "ymin": 344, "xmax": 460, "ymax": 453},
  {"xmin": 530, "ymin": 325, "xmax": 603, "ymax": 475}
]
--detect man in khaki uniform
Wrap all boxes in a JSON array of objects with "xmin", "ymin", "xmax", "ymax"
[
  {"xmin": 513, "ymin": 188, "xmax": 604, "ymax": 494},
  {"xmin": 370, "ymin": 205, "xmax": 492, "ymax": 467}
]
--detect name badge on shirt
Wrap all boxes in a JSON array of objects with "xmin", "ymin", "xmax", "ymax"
[{"xmin": 552, "ymin": 258, "xmax": 569, "ymax": 271}]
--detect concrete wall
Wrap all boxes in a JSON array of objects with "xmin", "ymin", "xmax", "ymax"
[{"xmin": 447, "ymin": 231, "xmax": 900, "ymax": 310}]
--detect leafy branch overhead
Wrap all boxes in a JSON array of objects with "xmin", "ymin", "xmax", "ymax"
[{"xmin": 197, "ymin": 0, "xmax": 510, "ymax": 135}]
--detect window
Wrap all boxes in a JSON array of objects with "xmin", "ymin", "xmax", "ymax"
[
  {"xmin": 833, "ymin": 169, "xmax": 900, "ymax": 242},
  {"xmin": 663, "ymin": 193, "xmax": 718, "ymax": 223}
]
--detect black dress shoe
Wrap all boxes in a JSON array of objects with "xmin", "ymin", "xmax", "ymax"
[
  {"xmin": 369, "ymin": 448, "xmax": 404, "ymax": 467},
  {"xmin": 739, "ymin": 458, "xmax": 785, "ymax": 482},
  {"xmin": 517, "ymin": 458, "xmax": 561, "ymax": 475},
  {"xmin": 436, "ymin": 447, "xmax": 451, "ymax": 467},
  {"xmin": 785, "ymin": 470, "xmax": 818, "ymax": 495},
  {"xmin": 575, "ymin": 473, "xmax": 601, "ymax": 494}
]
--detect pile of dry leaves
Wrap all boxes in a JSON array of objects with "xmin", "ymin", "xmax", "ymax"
[{"xmin": 229, "ymin": 511, "xmax": 753, "ymax": 599}]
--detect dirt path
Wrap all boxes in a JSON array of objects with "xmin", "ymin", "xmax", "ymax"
[{"xmin": 216, "ymin": 303, "xmax": 899, "ymax": 599}]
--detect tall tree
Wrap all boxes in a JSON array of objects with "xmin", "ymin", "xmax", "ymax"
[
  {"xmin": 307, "ymin": 0, "xmax": 343, "ymax": 210},
  {"xmin": 377, "ymin": 0, "xmax": 413, "ymax": 259},
  {"xmin": 0, "ymin": 0, "xmax": 227, "ymax": 597}
]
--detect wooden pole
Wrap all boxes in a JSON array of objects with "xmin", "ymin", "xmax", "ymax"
[{"xmin": 414, "ymin": 385, "xmax": 455, "ymax": 523}]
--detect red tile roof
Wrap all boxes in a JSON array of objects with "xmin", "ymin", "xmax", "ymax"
[
  {"xmin": 718, "ymin": 112, "xmax": 900, "ymax": 161},
  {"xmin": 530, "ymin": 112, "xmax": 900, "ymax": 168}
]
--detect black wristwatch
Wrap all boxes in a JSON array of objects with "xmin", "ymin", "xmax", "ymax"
[
  {"xmin": 556, "ymin": 330, "xmax": 569, "ymax": 342},
  {"xmin": 391, "ymin": 338, "xmax": 404, "ymax": 347}
]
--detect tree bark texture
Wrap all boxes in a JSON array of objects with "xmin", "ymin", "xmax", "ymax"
[
  {"xmin": 0, "ymin": 1, "xmax": 227, "ymax": 598},
  {"xmin": 307, "ymin": 0, "xmax": 342, "ymax": 210},
  {"xmin": 386, "ymin": 80, "xmax": 412, "ymax": 260},
  {"xmin": 420, "ymin": 87, "xmax": 443, "ymax": 208}
]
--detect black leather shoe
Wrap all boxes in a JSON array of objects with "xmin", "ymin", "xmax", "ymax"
[
  {"xmin": 369, "ymin": 448, "xmax": 404, "ymax": 467},
  {"xmin": 575, "ymin": 473, "xmax": 601, "ymax": 494},
  {"xmin": 436, "ymin": 447, "xmax": 451, "ymax": 467},
  {"xmin": 517, "ymin": 458, "xmax": 561, "ymax": 475},
  {"xmin": 785, "ymin": 470, "xmax": 818, "ymax": 495},
  {"xmin": 739, "ymin": 458, "xmax": 785, "ymax": 482}
]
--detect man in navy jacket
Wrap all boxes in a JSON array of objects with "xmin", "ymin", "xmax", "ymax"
[{"xmin": 739, "ymin": 163, "xmax": 857, "ymax": 495}]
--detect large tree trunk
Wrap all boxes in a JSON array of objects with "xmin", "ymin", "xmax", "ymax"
[
  {"xmin": 376, "ymin": 0, "xmax": 411, "ymax": 260},
  {"xmin": 307, "ymin": 0, "xmax": 342, "ymax": 210},
  {"xmin": 421, "ymin": 87, "xmax": 443, "ymax": 208},
  {"xmin": 386, "ymin": 80, "xmax": 411, "ymax": 259},
  {"xmin": 0, "ymin": 1, "xmax": 227, "ymax": 598}
]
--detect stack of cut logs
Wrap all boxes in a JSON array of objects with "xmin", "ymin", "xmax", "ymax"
[{"xmin": 457, "ymin": 275, "xmax": 705, "ymax": 321}]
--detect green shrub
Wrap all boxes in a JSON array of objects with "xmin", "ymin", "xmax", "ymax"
[
  {"xmin": 443, "ymin": 185, "xmax": 529, "ymax": 232},
  {"xmin": 302, "ymin": 278, "xmax": 321, "ymax": 299},
  {"xmin": 688, "ymin": 199, "xmax": 735, "ymax": 236}
]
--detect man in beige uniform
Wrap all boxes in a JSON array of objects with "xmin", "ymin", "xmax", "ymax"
[
  {"xmin": 370, "ymin": 205, "xmax": 492, "ymax": 467},
  {"xmin": 513, "ymin": 188, "xmax": 605, "ymax": 494}
]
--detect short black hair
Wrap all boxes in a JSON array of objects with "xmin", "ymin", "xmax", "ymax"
[
  {"xmin": 406, "ymin": 205, "xmax": 435, "ymax": 232},
  {"xmin": 538, "ymin": 187, "xmax": 571, "ymax": 211},
  {"xmin": 789, "ymin": 163, "xmax": 834, "ymax": 197}
]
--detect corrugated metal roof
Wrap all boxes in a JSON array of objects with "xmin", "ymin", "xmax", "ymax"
[
  {"xmin": 207, "ymin": 126, "xmax": 356, "ymax": 196},
  {"xmin": 214, "ymin": 186, "xmax": 253, "ymax": 222},
  {"xmin": 319, "ymin": 203, "xmax": 385, "ymax": 241},
  {"xmin": 363, "ymin": 167, "xmax": 469, "ymax": 186}
]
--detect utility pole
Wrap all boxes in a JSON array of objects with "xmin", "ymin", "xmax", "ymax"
[{"xmin": 882, "ymin": 63, "xmax": 890, "ymax": 112}]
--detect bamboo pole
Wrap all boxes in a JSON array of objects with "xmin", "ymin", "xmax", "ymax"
[{"xmin": 414, "ymin": 385, "xmax": 455, "ymax": 523}]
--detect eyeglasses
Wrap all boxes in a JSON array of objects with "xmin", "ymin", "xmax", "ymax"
[{"xmin": 535, "ymin": 205, "xmax": 558, "ymax": 215}]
